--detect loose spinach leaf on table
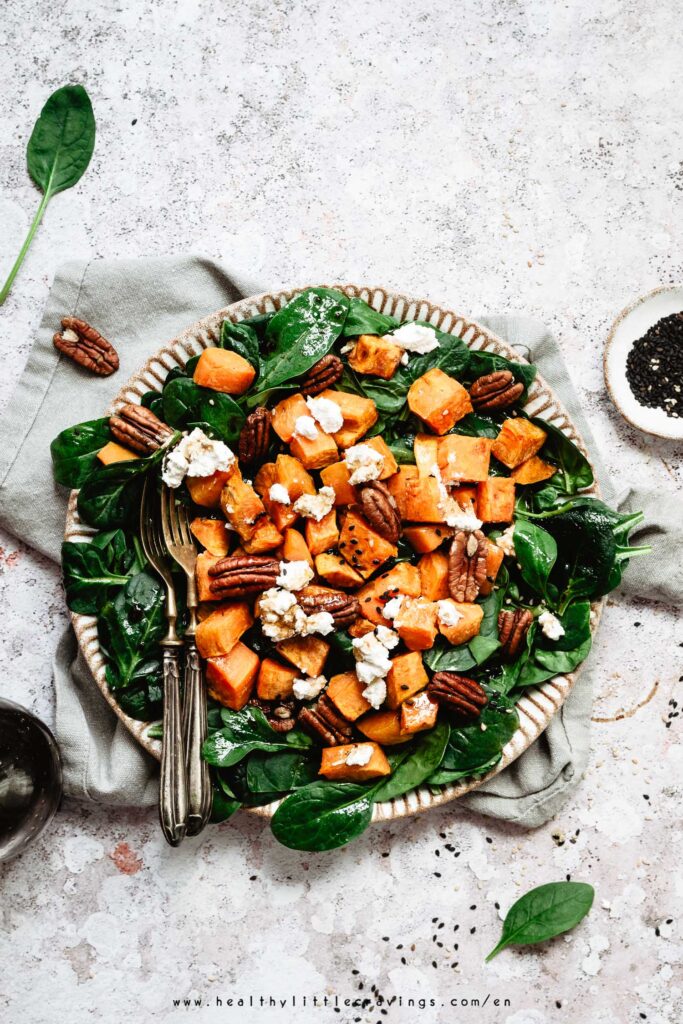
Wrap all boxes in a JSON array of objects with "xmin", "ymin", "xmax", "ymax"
[
  {"xmin": 486, "ymin": 881, "xmax": 594, "ymax": 961},
  {"xmin": 50, "ymin": 418, "xmax": 111, "ymax": 488},
  {"xmin": 372, "ymin": 721, "xmax": 450, "ymax": 803},
  {"xmin": 271, "ymin": 781, "xmax": 374, "ymax": 852},
  {"xmin": 341, "ymin": 296, "xmax": 399, "ymax": 338},
  {"xmin": 98, "ymin": 572, "xmax": 165, "ymax": 692},
  {"xmin": 220, "ymin": 319, "xmax": 262, "ymax": 373},
  {"xmin": 246, "ymin": 748, "xmax": 319, "ymax": 794},
  {"xmin": 61, "ymin": 529, "xmax": 145, "ymax": 614},
  {"xmin": 162, "ymin": 378, "xmax": 245, "ymax": 443},
  {"xmin": 202, "ymin": 707, "xmax": 312, "ymax": 768},
  {"xmin": 427, "ymin": 692, "xmax": 519, "ymax": 785}
]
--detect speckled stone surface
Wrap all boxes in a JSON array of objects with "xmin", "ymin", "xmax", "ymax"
[{"xmin": 0, "ymin": 2, "xmax": 681, "ymax": 1022}]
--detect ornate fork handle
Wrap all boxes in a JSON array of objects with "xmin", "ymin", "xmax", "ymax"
[
  {"xmin": 183, "ymin": 639, "xmax": 212, "ymax": 835},
  {"xmin": 159, "ymin": 645, "xmax": 188, "ymax": 847}
]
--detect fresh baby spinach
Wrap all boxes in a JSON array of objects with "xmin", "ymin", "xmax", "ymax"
[
  {"xmin": 61, "ymin": 529, "xmax": 145, "ymax": 614},
  {"xmin": 513, "ymin": 521, "xmax": 557, "ymax": 598},
  {"xmin": 50, "ymin": 418, "xmax": 111, "ymax": 488},
  {"xmin": 202, "ymin": 707, "xmax": 313, "ymax": 768},
  {"xmin": 271, "ymin": 781, "xmax": 375, "ymax": 852},
  {"xmin": 341, "ymin": 297, "xmax": 398, "ymax": 338},
  {"xmin": 162, "ymin": 378, "xmax": 245, "ymax": 443},
  {"xmin": 98, "ymin": 572, "xmax": 165, "ymax": 690},
  {"xmin": 77, "ymin": 445, "xmax": 166, "ymax": 530},
  {"xmin": 220, "ymin": 319, "xmax": 261, "ymax": 373},
  {"xmin": 465, "ymin": 350, "xmax": 536, "ymax": 392},
  {"xmin": 533, "ymin": 418, "xmax": 594, "ymax": 494},
  {"xmin": 372, "ymin": 721, "xmax": 450, "ymax": 803},
  {"xmin": 428, "ymin": 692, "xmax": 519, "ymax": 785},
  {"xmin": 246, "ymin": 748, "xmax": 319, "ymax": 793},
  {"xmin": 486, "ymin": 881, "xmax": 594, "ymax": 961}
]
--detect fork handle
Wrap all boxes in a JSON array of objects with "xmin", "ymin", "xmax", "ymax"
[
  {"xmin": 183, "ymin": 639, "xmax": 212, "ymax": 836},
  {"xmin": 159, "ymin": 645, "xmax": 188, "ymax": 847}
]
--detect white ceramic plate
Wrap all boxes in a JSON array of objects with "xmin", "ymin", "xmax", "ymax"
[
  {"xmin": 64, "ymin": 284, "xmax": 603, "ymax": 823},
  {"xmin": 604, "ymin": 285, "xmax": 683, "ymax": 441}
]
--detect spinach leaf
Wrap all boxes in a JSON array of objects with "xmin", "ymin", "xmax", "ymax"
[
  {"xmin": 116, "ymin": 677, "xmax": 163, "ymax": 721},
  {"xmin": 50, "ymin": 418, "xmax": 111, "ymax": 488},
  {"xmin": 210, "ymin": 779, "xmax": 242, "ymax": 823},
  {"xmin": 240, "ymin": 311, "xmax": 274, "ymax": 340},
  {"xmin": 61, "ymin": 529, "xmax": 144, "ymax": 614},
  {"xmin": 424, "ymin": 637, "xmax": 477, "ymax": 673},
  {"xmin": 162, "ymin": 378, "xmax": 245, "ymax": 443},
  {"xmin": 140, "ymin": 391, "xmax": 165, "ymax": 418},
  {"xmin": 514, "ymin": 521, "xmax": 557, "ymax": 597},
  {"xmin": 386, "ymin": 437, "xmax": 417, "ymax": 465},
  {"xmin": 341, "ymin": 297, "xmax": 398, "ymax": 338},
  {"xmin": 202, "ymin": 707, "xmax": 312, "ymax": 768},
  {"xmin": 465, "ymin": 350, "xmax": 536, "ymax": 391},
  {"xmin": 271, "ymin": 781, "xmax": 374, "ymax": 852},
  {"xmin": 449, "ymin": 413, "xmax": 501, "ymax": 439},
  {"xmin": 220, "ymin": 319, "xmax": 261, "ymax": 372},
  {"xmin": 76, "ymin": 446, "xmax": 165, "ymax": 529},
  {"xmin": 468, "ymin": 584, "xmax": 506, "ymax": 665},
  {"xmin": 428, "ymin": 692, "xmax": 519, "ymax": 783},
  {"xmin": 486, "ymin": 881, "xmax": 594, "ymax": 961},
  {"xmin": 98, "ymin": 572, "xmax": 165, "ymax": 689},
  {"xmin": 1, "ymin": 85, "xmax": 96, "ymax": 305},
  {"xmin": 371, "ymin": 721, "xmax": 450, "ymax": 803},
  {"xmin": 532, "ymin": 418, "xmax": 593, "ymax": 494},
  {"xmin": 246, "ymin": 749, "xmax": 319, "ymax": 793}
]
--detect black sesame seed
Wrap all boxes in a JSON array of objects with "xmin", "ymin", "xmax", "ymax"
[{"xmin": 626, "ymin": 312, "xmax": 683, "ymax": 418}]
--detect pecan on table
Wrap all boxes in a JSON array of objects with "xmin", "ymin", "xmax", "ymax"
[
  {"xmin": 53, "ymin": 317, "xmax": 119, "ymax": 376},
  {"xmin": 469, "ymin": 370, "xmax": 524, "ymax": 412},
  {"xmin": 298, "ymin": 694, "xmax": 353, "ymax": 745},
  {"xmin": 498, "ymin": 608, "xmax": 534, "ymax": 661},
  {"xmin": 208, "ymin": 555, "xmax": 279, "ymax": 598},
  {"xmin": 448, "ymin": 529, "xmax": 488, "ymax": 602},
  {"xmin": 301, "ymin": 354, "xmax": 344, "ymax": 396},
  {"xmin": 298, "ymin": 590, "xmax": 360, "ymax": 628},
  {"xmin": 427, "ymin": 672, "xmax": 488, "ymax": 717},
  {"xmin": 109, "ymin": 403, "xmax": 174, "ymax": 454},
  {"xmin": 238, "ymin": 407, "xmax": 272, "ymax": 466},
  {"xmin": 357, "ymin": 480, "xmax": 401, "ymax": 543},
  {"xmin": 249, "ymin": 697, "xmax": 296, "ymax": 733}
]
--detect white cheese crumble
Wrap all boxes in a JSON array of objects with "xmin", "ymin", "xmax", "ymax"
[
  {"xmin": 382, "ymin": 594, "xmax": 404, "ymax": 621},
  {"xmin": 345, "ymin": 443, "xmax": 384, "ymax": 485},
  {"xmin": 259, "ymin": 588, "xmax": 308, "ymax": 641},
  {"xmin": 302, "ymin": 611, "xmax": 335, "ymax": 636},
  {"xmin": 538, "ymin": 610, "xmax": 566, "ymax": 641},
  {"xmin": 269, "ymin": 483, "xmax": 290, "ymax": 505},
  {"xmin": 293, "ymin": 486, "xmax": 335, "ymax": 522},
  {"xmin": 429, "ymin": 463, "xmax": 482, "ymax": 530},
  {"xmin": 387, "ymin": 322, "xmax": 440, "ymax": 354},
  {"xmin": 161, "ymin": 428, "xmax": 235, "ymax": 488},
  {"xmin": 352, "ymin": 628, "xmax": 396, "ymax": 707},
  {"xmin": 361, "ymin": 679, "xmax": 387, "ymax": 710},
  {"xmin": 293, "ymin": 415, "xmax": 319, "ymax": 440},
  {"xmin": 277, "ymin": 560, "xmax": 314, "ymax": 592},
  {"xmin": 495, "ymin": 524, "xmax": 516, "ymax": 557},
  {"xmin": 437, "ymin": 600, "xmax": 463, "ymax": 627},
  {"xmin": 375, "ymin": 625, "xmax": 399, "ymax": 649},
  {"xmin": 292, "ymin": 674, "xmax": 327, "ymax": 701},
  {"xmin": 400, "ymin": 352, "xmax": 409, "ymax": 365},
  {"xmin": 306, "ymin": 395, "xmax": 344, "ymax": 434},
  {"xmin": 345, "ymin": 745, "xmax": 373, "ymax": 767}
]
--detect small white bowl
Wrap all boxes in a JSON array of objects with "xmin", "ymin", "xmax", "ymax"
[{"xmin": 604, "ymin": 285, "xmax": 683, "ymax": 440}]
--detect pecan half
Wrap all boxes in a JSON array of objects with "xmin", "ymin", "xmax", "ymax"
[
  {"xmin": 298, "ymin": 694, "xmax": 353, "ymax": 745},
  {"xmin": 298, "ymin": 591, "xmax": 360, "ymax": 628},
  {"xmin": 469, "ymin": 370, "xmax": 524, "ymax": 412},
  {"xmin": 109, "ymin": 403, "xmax": 174, "ymax": 454},
  {"xmin": 238, "ymin": 407, "xmax": 272, "ymax": 466},
  {"xmin": 357, "ymin": 480, "xmax": 401, "ymax": 543},
  {"xmin": 448, "ymin": 530, "xmax": 487, "ymax": 602},
  {"xmin": 208, "ymin": 555, "xmax": 279, "ymax": 598},
  {"xmin": 498, "ymin": 608, "xmax": 534, "ymax": 661},
  {"xmin": 53, "ymin": 317, "xmax": 119, "ymax": 376},
  {"xmin": 301, "ymin": 354, "xmax": 344, "ymax": 396},
  {"xmin": 249, "ymin": 697, "xmax": 296, "ymax": 733},
  {"xmin": 427, "ymin": 672, "xmax": 488, "ymax": 717}
]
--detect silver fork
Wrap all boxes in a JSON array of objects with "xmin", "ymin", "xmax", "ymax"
[
  {"xmin": 161, "ymin": 484, "xmax": 212, "ymax": 837},
  {"xmin": 140, "ymin": 478, "xmax": 188, "ymax": 847}
]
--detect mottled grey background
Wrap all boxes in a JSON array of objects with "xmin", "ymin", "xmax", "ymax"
[{"xmin": 0, "ymin": 2, "xmax": 681, "ymax": 1022}]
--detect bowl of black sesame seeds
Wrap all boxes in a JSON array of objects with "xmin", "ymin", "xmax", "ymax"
[{"xmin": 604, "ymin": 285, "xmax": 683, "ymax": 440}]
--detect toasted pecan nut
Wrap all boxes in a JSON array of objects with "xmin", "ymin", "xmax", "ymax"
[
  {"xmin": 498, "ymin": 608, "xmax": 534, "ymax": 661},
  {"xmin": 298, "ymin": 694, "xmax": 353, "ymax": 745},
  {"xmin": 301, "ymin": 354, "xmax": 344, "ymax": 396},
  {"xmin": 427, "ymin": 672, "xmax": 488, "ymax": 717},
  {"xmin": 469, "ymin": 370, "xmax": 524, "ymax": 412},
  {"xmin": 53, "ymin": 317, "xmax": 119, "ymax": 376},
  {"xmin": 238, "ymin": 407, "xmax": 272, "ymax": 466},
  {"xmin": 448, "ymin": 530, "xmax": 488, "ymax": 602},
  {"xmin": 249, "ymin": 697, "xmax": 296, "ymax": 733},
  {"xmin": 298, "ymin": 591, "xmax": 360, "ymax": 628},
  {"xmin": 109, "ymin": 403, "xmax": 174, "ymax": 454},
  {"xmin": 208, "ymin": 555, "xmax": 279, "ymax": 598},
  {"xmin": 357, "ymin": 480, "xmax": 401, "ymax": 543}
]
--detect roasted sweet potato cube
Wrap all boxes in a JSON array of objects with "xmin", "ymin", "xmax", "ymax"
[
  {"xmin": 190, "ymin": 517, "xmax": 230, "ymax": 556},
  {"xmin": 97, "ymin": 441, "xmax": 139, "ymax": 465},
  {"xmin": 357, "ymin": 563, "xmax": 422, "ymax": 625},
  {"xmin": 276, "ymin": 454, "xmax": 316, "ymax": 500},
  {"xmin": 413, "ymin": 434, "xmax": 439, "ymax": 477},
  {"xmin": 437, "ymin": 435, "xmax": 493, "ymax": 483},
  {"xmin": 206, "ymin": 643, "xmax": 259, "ymax": 710},
  {"xmin": 357, "ymin": 709, "xmax": 412, "ymax": 745},
  {"xmin": 403, "ymin": 524, "xmax": 452, "ymax": 554},
  {"xmin": 195, "ymin": 601, "xmax": 253, "ymax": 658},
  {"xmin": 510, "ymin": 455, "xmax": 556, "ymax": 485},
  {"xmin": 315, "ymin": 553, "xmax": 364, "ymax": 588},
  {"xmin": 400, "ymin": 691, "xmax": 439, "ymax": 734},
  {"xmin": 305, "ymin": 509, "xmax": 339, "ymax": 556},
  {"xmin": 319, "ymin": 389, "xmax": 378, "ymax": 447},
  {"xmin": 386, "ymin": 651, "xmax": 429, "ymax": 708},
  {"xmin": 271, "ymin": 394, "xmax": 310, "ymax": 443},
  {"xmin": 437, "ymin": 600, "xmax": 484, "ymax": 645},
  {"xmin": 253, "ymin": 462, "xmax": 298, "ymax": 532},
  {"xmin": 338, "ymin": 508, "xmax": 397, "ymax": 579},
  {"xmin": 479, "ymin": 540, "xmax": 505, "ymax": 596},
  {"xmin": 196, "ymin": 551, "xmax": 225, "ymax": 602},
  {"xmin": 348, "ymin": 618, "xmax": 376, "ymax": 638},
  {"xmin": 282, "ymin": 528, "xmax": 313, "ymax": 567},
  {"xmin": 477, "ymin": 477, "xmax": 515, "ymax": 523},
  {"xmin": 386, "ymin": 465, "xmax": 418, "ymax": 519},
  {"xmin": 319, "ymin": 742, "xmax": 391, "ymax": 782},
  {"xmin": 418, "ymin": 551, "xmax": 450, "ymax": 601},
  {"xmin": 187, "ymin": 469, "xmax": 234, "ymax": 509},
  {"xmin": 348, "ymin": 334, "xmax": 403, "ymax": 379},
  {"xmin": 220, "ymin": 473, "xmax": 266, "ymax": 540},
  {"xmin": 451, "ymin": 484, "xmax": 479, "ymax": 512},
  {"xmin": 289, "ymin": 430, "xmax": 339, "ymax": 470},
  {"xmin": 326, "ymin": 671, "xmax": 372, "ymax": 720},
  {"xmin": 241, "ymin": 516, "xmax": 283, "ymax": 554},
  {"xmin": 491, "ymin": 418, "xmax": 547, "ymax": 468},
  {"xmin": 358, "ymin": 435, "xmax": 398, "ymax": 479},
  {"xmin": 319, "ymin": 461, "xmax": 359, "ymax": 505},
  {"xmin": 276, "ymin": 635, "xmax": 330, "ymax": 676},
  {"xmin": 193, "ymin": 347, "xmax": 256, "ymax": 395},
  {"xmin": 407, "ymin": 368, "xmax": 473, "ymax": 434},
  {"xmin": 388, "ymin": 466, "xmax": 444, "ymax": 522},
  {"xmin": 256, "ymin": 657, "xmax": 298, "ymax": 701},
  {"xmin": 394, "ymin": 597, "xmax": 439, "ymax": 651}
]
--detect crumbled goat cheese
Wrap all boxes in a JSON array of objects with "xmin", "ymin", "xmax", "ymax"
[
  {"xmin": 352, "ymin": 629, "xmax": 394, "ymax": 700},
  {"xmin": 303, "ymin": 611, "xmax": 335, "ymax": 636},
  {"xmin": 429, "ymin": 463, "xmax": 483, "ymax": 530},
  {"xmin": 277, "ymin": 560, "xmax": 314, "ymax": 592},
  {"xmin": 293, "ymin": 487, "xmax": 335, "ymax": 521},
  {"xmin": 495, "ymin": 524, "xmax": 516, "ymax": 557},
  {"xmin": 345, "ymin": 443, "xmax": 384, "ymax": 485},
  {"xmin": 388, "ymin": 322, "xmax": 440, "ymax": 354},
  {"xmin": 437, "ymin": 600, "xmax": 463, "ymax": 627},
  {"xmin": 345, "ymin": 745, "xmax": 373, "ymax": 767},
  {"xmin": 269, "ymin": 483, "xmax": 290, "ymax": 505},
  {"xmin": 293, "ymin": 415, "xmax": 319, "ymax": 440},
  {"xmin": 292, "ymin": 674, "xmax": 327, "ymax": 701},
  {"xmin": 400, "ymin": 352, "xmax": 409, "ymax": 365},
  {"xmin": 382, "ymin": 595, "xmax": 404, "ymax": 621},
  {"xmin": 361, "ymin": 680, "xmax": 387, "ymax": 710},
  {"xmin": 539, "ymin": 610, "xmax": 566, "ymax": 641},
  {"xmin": 306, "ymin": 395, "xmax": 344, "ymax": 434},
  {"xmin": 258, "ymin": 587, "xmax": 308, "ymax": 641},
  {"xmin": 375, "ymin": 625, "xmax": 399, "ymax": 649},
  {"xmin": 162, "ymin": 428, "xmax": 234, "ymax": 488}
]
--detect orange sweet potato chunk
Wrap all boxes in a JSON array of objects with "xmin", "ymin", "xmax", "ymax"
[
  {"xmin": 276, "ymin": 635, "xmax": 330, "ymax": 676},
  {"xmin": 315, "ymin": 553, "xmax": 364, "ymax": 588},
  {"xmin": 387, "ymin": 466, "xmax": 443, "ymax": 522},
  {"xmin": 253, "ymin": 462, "xmax": 297, "ymax": 533},
  {"xmin": 348, "ymin": 335, "xmax": 403, "ymax": 379},
  {"xmin": 437, "ymin": 600, "xmax": 484, "ymax": 645},
  {"xmin": 206, "ymin": 643, "xmax": 259, "ymax": 710},
  {"xmin": 289, "ymin": 431, "xmax": 339, "ymax": 470},
  {"xmin": 510, "ymin": 455, "xmax": 556, "ymax": 485},
  {"xmin": 476, "ymin": 477, "xmax": 516, "ymax": 523},
  {"xmin": 320, "ymin": 461, "xmax": 359, "ymax": 505},
  {"xmin": 256, "ymin": 657, "xmax": 298, "ymax": 701},
  {"xmin": 414, "ymin": 434, "xmax": 439, "ymax": 477},
  {"xmin": 97, "ymin": 441, "xmax": 139, "ymax": 465},
  {"xmin": 407, "ymin": 368, "xmax": 473, "ymax": 434},
  {"xmin": 418, "ymin": 551, "xmax": 450, "ymax": 601},
  {"xmin": 386, "ymin": 651, "xmax": 429, "ymax": 708},
  {"xmin": 326, "ymin": 671, "xmax": 372, "ymax": 720},
  {"xmin": 338, "ymin": 508, "xmax": 397, "ymax": 579},
  {"xmin": 359, "ymin": 435, "xmax": 398, "ymax": 479},
  {"xmin": 400, "ymin": 691, "xmax": 439, "ymax": 734},
  {"xmin": 241, "ymin": 516, "xmax": 283, "ymax": 553},
  {"xmin": 187, "ymin": 469, "xmax": 233, "ymax": 509},
  {"xmin": 437, "ymin": 435, "xmax": 492, "ymax": 484},
  {"xmin": 193, "ymin": 348, "xmax": 255, "ymax": 395},
  {"xmin": 357, "ymin": 709, "xmax": 412, "ymax": 745},
  {"xmin": 479, "ymin": 540, "xmax": 505, "ymax": 596},
  {"xmin": 319, "ymin": 389, "xmax": 378, "ymax": 447},
  {"xmin": 491, "ymin": 418, "xmax": 547, "ymax": 468},
  {"xmin": 394, "ymin": 597, "xmax": 439, "ymax": 651},
  {"xmin": 190, "ymin": 517, "xmax": 230, "ymax": 556},
  {"xmin": 348, "ymin": 618, "xmax": 375, "ymax": 638},
  {"xmin": 283, "ymin": 528, "xmax": 313, "ymax": 567},
  {"xmin": 276, "ymin": 454, "xmax": 316, "ymax": 501},
  {"xmin": 357, "ymin": 563, "xmax": 421, "ymax": 625},
  {"xmin": 305, "ymin": 509, "xmax": 339, "ymax": 556},
  {"xmin": 195, "ymin": 551, "xmax": 225, "ymax": 602},
  {"xmin": 220, "ymin": 472, "xmax": 266, "ymax": 540},
  {"xmin": 319, "ymin": 742, "xmax": 391, "ymax": 782},
  {"xmin": 271, "ymin": 394, "xmax": 310, "ymax": 443},
  {"xmin": 403, "ymin": 524, "xmax": 452, "ymax": 554},
  {"xmin": 195, "ymin": 601, "xmax": 253, "ymax": 658}
]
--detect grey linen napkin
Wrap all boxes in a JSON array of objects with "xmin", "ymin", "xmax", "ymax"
[{"xmin": 0, "ymin": 259, "xmax": 677, "ymax": 821}]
